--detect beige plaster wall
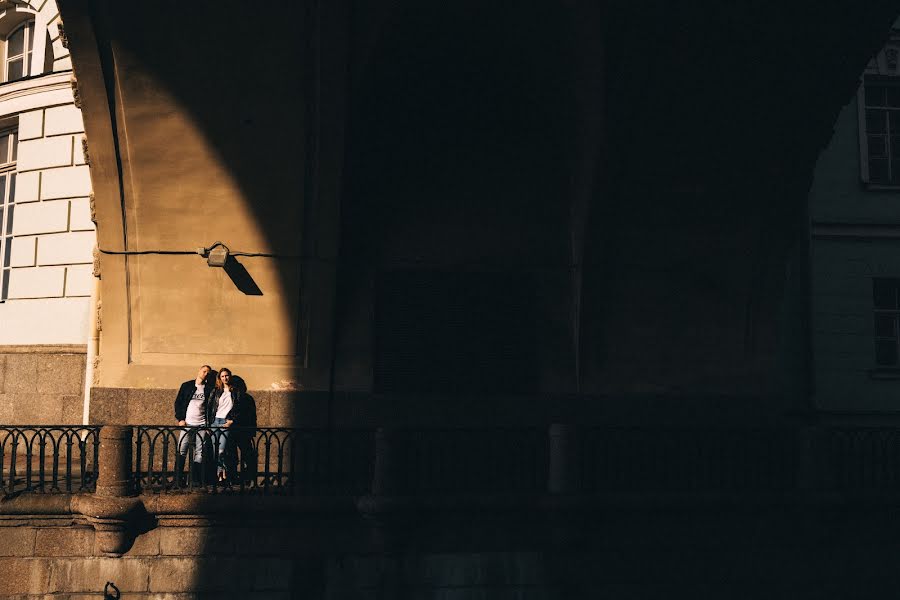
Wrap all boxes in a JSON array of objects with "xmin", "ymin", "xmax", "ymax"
[{"xmin": 59, "ymin": 4, "xmax": 326, "ymax": 393}]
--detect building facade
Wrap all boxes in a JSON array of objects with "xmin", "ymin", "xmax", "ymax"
[
  {"xmin": 810, "ymin": 21, "xmax": 900, "ymax": 410},
  {"xmin": 0, "ymin": 0, "xmax": 94, "ymax": 424}
]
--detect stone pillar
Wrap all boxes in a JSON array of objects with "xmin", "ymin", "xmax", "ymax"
[
  {"xmin": 76, "ymin": 425, "xmax": 142, "ymax": 557},
  {"xmin": 548, "ymin": 424, "xmax": 579, "ymax": 494},
  {"xmin": 357, "ymin": 428, "xmax": 406, "ymax": 554},
  {"xmin": 546, "ymin": 424, "xmax": 584, "ymax": 554},
  {"xmin": 95, "ymin": 425, "xmax": 133, "ymax": 497},
  {"xmin": 371, "ymin": 428, "xmax": 399, "ymax": 496},
  {"xmin": 796, "ymin": 424, "xmax": 825, "ymax": 492}
]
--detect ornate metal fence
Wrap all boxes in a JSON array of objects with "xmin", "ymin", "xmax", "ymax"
[
  {"xmin": 133, "ymin": 426, "xmax": 373, "ymax": 495},
  {"xmin": 580, "ymin": 426, "xmax": 798, "ymax": 492},
  {"xmin": 393, "ymin": 428, "xmax": 548, "ymax": 494},
  {"xmin": 825, "ymin": 426, "xmax": 900, "ymax": 491},
  {"xmin": 0, "ymin": 426, "xmax": 100, "ymax": 493},
  {"xmin": 7, "ymin": 422, "xmax": 900, "ymax": 498}
]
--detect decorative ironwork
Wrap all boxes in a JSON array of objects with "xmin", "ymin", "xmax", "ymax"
[
  {"xmin": 1, "ymin": 423, "xmax": 899, "ymax": 498},
  {"xmin": 133, "ymin": 425, "xmax": 373, "ymax": 495},
  {"xmin": 580, "ymin": 426, "xmax": 797, "ymax": 492},
  {"xmin": 825, "ymin": 427, "xmax": 900, "ymax": 491},
  {"xmin": 0, "ymin": 426, "xmax": 100, "ymax": 494},
  {"xmin": 393, "ymin": 427, "xmax": 547, "ymax": 494}
]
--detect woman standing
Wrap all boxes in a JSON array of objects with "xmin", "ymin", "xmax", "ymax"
[{"xmin": 207, "ymin": 367, "xmax": 242, "ymax": 482}]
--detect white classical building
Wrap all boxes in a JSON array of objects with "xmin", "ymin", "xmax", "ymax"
[
  {"xmin": 0, "ymin": 1, "xmax": 95, "ymax": 425},
  {"xmin": 0, "ymin": 0, "xmax": 93, "ymax": 345}
]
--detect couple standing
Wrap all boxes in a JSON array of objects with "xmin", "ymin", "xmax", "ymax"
[{"xmin": 173, "ymin": 365, "xmax": 251, "ymax": 484}]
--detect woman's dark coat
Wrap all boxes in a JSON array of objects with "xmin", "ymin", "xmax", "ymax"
[{"xmin": 205, "ymin": 386, "xmax": 248, "ymax": 425}]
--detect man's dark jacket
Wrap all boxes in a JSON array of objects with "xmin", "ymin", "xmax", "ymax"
[{"xmin": 173, "ymin": 380, "xmax": 214, "ymax": 422}]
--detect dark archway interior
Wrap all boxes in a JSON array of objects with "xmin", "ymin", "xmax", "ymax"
[
  {"xmin": 54, "ymin": 1, "xmax": 900, "ymax": 597},
  {"xmin": 341, "ymin": 1, "xmax": 575, "ymax": 395},
  {"xmin": 62, "ymin": 0, "xmax": 900, "ymax": 421}
]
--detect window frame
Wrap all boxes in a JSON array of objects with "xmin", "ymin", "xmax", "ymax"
[
  {"xmin": 858, "ymin": 32, "xmax": 900, "ymax": 189},
  {"xmin": 4, "ymin": 20, "xmax": 34, "ymax": 83},
  {"xmin": 0, "ymin": 126, "xmax": 18, "ymax": 302}
]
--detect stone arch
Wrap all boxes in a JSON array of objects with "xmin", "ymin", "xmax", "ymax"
[
  {"xmin": 56, "ymin": 3, "xmax": 316, "ymax": 412},
  {"xmin": 55, "ymin": 0, "xmax": 900, "ymax": 418}
]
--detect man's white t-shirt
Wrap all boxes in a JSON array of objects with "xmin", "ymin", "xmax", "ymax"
[
  {"xmin": 185, "ymin": 384, "xmax": 206, "ymax": 426},
  {"xmin": 215, "ymin": 389, "xmax": 233, "ymax": 420}
]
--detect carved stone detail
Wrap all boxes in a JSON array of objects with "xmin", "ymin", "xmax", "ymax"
[
  {"xmin": 57, "ymin": 21, "xmax": 69, "ymax": 50},
  {"xmin": 81, "ymin": 136, "xmax": 90, "ymax": 166},
  {"xmin": 89, "ymin": 193, "xmax": 96, "ymax": 223},
  {"xmin": 92, "ymin": 246, "xmax": 101, "ymax": 278},
  {"xmin": 71, "ymin": 78, "xmax": 81, "ymax": 108}
]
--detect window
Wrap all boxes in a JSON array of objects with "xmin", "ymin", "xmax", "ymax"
[
  {"xmin": 5, "ymin": 20, "xmax": 34, "ymax": 82},
  {"xmin": 873, "ymin": 278, "xmax": 900, "ymax": 366},
  {"xmin": 0, "ymin": 128, "xmax": 17, "ymax": 301},
  {"xmin": 858, "ymin": 31, "xmax": 900, "ymax": 186},
  {"xmin": 861, "ymin": 79, "xmax": 900, "ymax": 185}
]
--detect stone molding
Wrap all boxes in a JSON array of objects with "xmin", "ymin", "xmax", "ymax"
[
  {"xmin": 0, "ymin": 343, "xmax": 87, "ymax": 354},
  {"xmin": 0, "ymin": 71, "xmax": 74, "ymax": 117}
]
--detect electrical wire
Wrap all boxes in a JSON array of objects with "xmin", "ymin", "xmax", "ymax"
[
  {"xmin": 96, "ymin": 241, "xmax": 313, "ymax": 260},
  {"xmin": 97, "ymin": 249, "xmax": 196, "ymax": 255}
]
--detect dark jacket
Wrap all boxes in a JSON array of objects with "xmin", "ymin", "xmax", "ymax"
[
  {"xmin": 206, "ymin": 386, "xmax": 247, "ymax": 425},
  {"xmin": 173, "ymin": 380, "xmax": 214, "ymax": 422}
]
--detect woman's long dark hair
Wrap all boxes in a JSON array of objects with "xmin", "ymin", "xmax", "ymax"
[{"xmin": 215, "ymin": 367, "xmax": 233, "ymax": 392}]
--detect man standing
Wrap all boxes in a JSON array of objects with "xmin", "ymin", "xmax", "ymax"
[{"xmin": 173, "ymin": 365, "xmax": 215, "ymax": 485}]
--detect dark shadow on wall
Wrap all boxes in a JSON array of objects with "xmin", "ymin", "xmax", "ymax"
[
  {"xmin": 65, "ymin": 0, "xmax": 900, "ymax": 413},
  {"xmin": 59, "ymin": 0, "xmax": 900, "ymax": 596},
  {"xmin": 224, "ymin": 256, "xmax": 263, "ymax": 296}
]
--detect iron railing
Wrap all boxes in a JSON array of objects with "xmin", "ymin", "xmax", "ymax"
[
  {"xmin": 133, "ymin": 425, "xmax": 373, "ymax": 495},
  {"xmin": 580, "ymin": 426, "xmax": 798, "ymax": 492},
  {"xmin": 4, "ymin": 422, "xmax": 900, "ymax": 498},
  {"xmin": 825, "ymin": 426, "xmax": 900, "ymax": 491},
  {"xmin": 393, "ymin": 428, "xmax": 547, "ymax": 494},
  {"xmin": 0, "ymin": 426, "xmax": 100, "ymax": 493}
]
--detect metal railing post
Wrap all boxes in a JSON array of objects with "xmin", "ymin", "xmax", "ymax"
[{"xmin": 548, "ymin": 424, "xmax": 580, "ymax": 494}]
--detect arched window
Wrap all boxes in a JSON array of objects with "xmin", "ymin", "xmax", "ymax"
[{"xmin": 5, "ymin": 20, "xmax": 34, "ymax": 82}]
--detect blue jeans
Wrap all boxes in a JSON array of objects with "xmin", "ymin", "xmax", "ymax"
[
  {"xmin": 212, "ymin": 418, "xmax": 229, "ymax": 476},
  {"xmin": 177, "ymin": 425, "xmax": 207, "ymax": 464}
]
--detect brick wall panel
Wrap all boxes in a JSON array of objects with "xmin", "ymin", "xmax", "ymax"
[
  {"xmin": 40, "ymin": 165, "xmax": 91, "ymax": 200},
  {"xmin": 37, "ymin": 231, "xmax": 94, "ymax": 265},
  {"xmin": 44, "ymin": 105, "xmax": 85, "ymax": 136},
  {"xmin": 7, "ymin": 266, "xmax": 66, "ymax": 298},
  {"xmin": 11, "ymin": 200, "xmax": 68, "ymax": 235},
  {"xmin": 68, "ymin": 197, "xmax": 94, "ymax": 231},
  {"xmin": 65, "ymin": 264, "xmax": 93, "ymax": 297},
  {"xmin": 9, "ymin": 236, "xmax": 36, "ymax": 267},
  {"xmin": 15, "ymin": 171, "xmax": 40, "ymax": 203},
  {"xmin": 18, "ymin": 110, "xmax": 43, "ymax": 140},
  {"xmin": 18, "ymin": 136, "xmax": 73, "ymax": 171}
]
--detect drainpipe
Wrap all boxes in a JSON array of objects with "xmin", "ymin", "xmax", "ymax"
[{"xmin": 82, "ymin": 253, "xmax": 100, "ymax": 425}]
